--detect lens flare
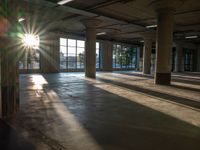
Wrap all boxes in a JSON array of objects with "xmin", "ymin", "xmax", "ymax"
[{"xmin": 22, "ymin": 34, "xmax": 40, "ymax": 49}]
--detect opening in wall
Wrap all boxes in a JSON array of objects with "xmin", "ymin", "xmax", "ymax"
[
  {"xmin": 19, "ymin": 50, "xmax": 40, "ymax": 70},
  {"xmin": 184, "ymin": 49, "xmax": 193, "ymax": 72},
  {"xmin": 60, "ymin": 37, "xmax": 100, "ymax": 71},
  {"xmin": 112, "ymin": 43, "xmax": 139, "ymax": 70}
]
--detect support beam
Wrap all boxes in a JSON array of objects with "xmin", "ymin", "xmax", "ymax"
[
  {"xmin": 175, "ymin": 44, "xmax": 183, "ymax": 72},
  {"xmin": 40, "ymin": 33, "xmax": 60, "ymax": 73},
  {"xmin": 150, "ymin": 0, "xmax": 183, "ymax": 85},
  {"xmin": 143, "ymin": 38, "xmax": 152, "ymax": 74},
  {"xmin": 155, "ymin": 9, "xmax": 174, "ymax": 85},
  {"xmin": 82, "ymin": 19, "xmax": 101, "ymax": 78},
  {"xmin": 0, "ymin": 36, "xmax": 19, "ymax": 118},
  {"xmin": 102, "ymin": 41, "xmax": 113, "ymax": 71}
]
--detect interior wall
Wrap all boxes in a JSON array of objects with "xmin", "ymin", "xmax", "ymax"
[
  {"xmin": 175, "ymin": 42, "xmax": 199, "ymax": 72},
  {"xmin": 18, "ymin": 32, "xmax": 143, "ymax": 74},
  {"xmin": 101, "ymin": 41, "xmax": 113, "ymax": 71}
]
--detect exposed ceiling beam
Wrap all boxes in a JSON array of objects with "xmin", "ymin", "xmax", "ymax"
[{"xmin": 22, "ymin": 0, "xmax": 146, "ymax": 30}]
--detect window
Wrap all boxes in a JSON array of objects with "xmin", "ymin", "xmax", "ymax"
[
  {"xmin": 112, "ymin": 43, "xmax": 138, "ymax": 69},
  {"xmin": 60, "ymin": 38, "xmax": 85, "ymax": 70},
  {"xmin": 184, "ymin": 49, "xmax": 193, "ymax": 71},
  {"xmin": 112, "ymin": 44, "xmax": 121, "ymax": 68},
  {"xmin": 60, "ymin": 38, "xmax": 67, "ymax": 69},
  {"xmin": 67, "ymin": 39, "xmax": 76, "ymax": 69},
  {"xmin": 60, "ymin": 38, "xmax": 100, "ymax": 70},
  {"xmin": 77, "ymin": 40, "xmax": 85, "ymax": 69},
  {"xmin": 19, "ymin": 50, "xmax": 40, "ymax": 70},
  {"xmin": 96, "ymin": 42, "xmax": 100, "ymax": 69}
]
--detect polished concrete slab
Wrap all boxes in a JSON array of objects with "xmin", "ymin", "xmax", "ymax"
[
  {"xmin": 3, "ymin": 71, "xmax": 200, "ymax": 150},
  {"xmin": 0, "ymin": 120, "xmax": 36, "ymax": 150}
]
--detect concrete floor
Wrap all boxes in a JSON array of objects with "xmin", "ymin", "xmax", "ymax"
[{"xmin": 2, "ymin": 71, "xmax": 200, "ymax": 150}]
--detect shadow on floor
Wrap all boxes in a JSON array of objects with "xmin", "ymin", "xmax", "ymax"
[
  {"xmin": 37, "ymin": 73, "xmax": 200, "ymax": 150},
  {"xmin": 97, "ymin": 77, "xmax": 200, "ymax": 110},
  {"xmin": 171, "ymin": 84, "xmax": 200, "ymax": 93},
  {"xmin": 117, "ymin": 72, "xmax": 200, "ymax": 86},
  {"xmin": 0, "ymin": 120, "xmax": 35, "ymax": 150},
  {"xmin": 171, "ymin": 78, "xmax": 200, "ymax": 86},
  {"xmin": 115, "ymin": 72, "xmax": 154, "ymax": 79}
]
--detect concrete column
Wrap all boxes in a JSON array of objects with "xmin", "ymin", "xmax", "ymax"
[
  {"xmin": 155, "ymin": 9, "xmax": 174, "ymax": 85},
  {"xmin": 139, "ymin": 46, "xmax": 143, "ymax": 71},
  {"xmin": 102, "ymin": 41, "xmax": 113, "ymax": 71},
  {"xmin": 136, "ymin": 47, "xmax": 140, "ymax": 70},
  {"xmin": 175, "ymin": 44, "xmax": 184, "ymax": 72},
  {"xmin": 0, "ymin": 36, "xmax": 19, "ymax": 118},
  {"xmin": 40, "ymin": 33, "xmax": 60, "ymax": 73},
  {"xmin": 143, "ymin": 38, "xmax": 152, "ymax": 74},
  {"xmin": 82, "ymin": 19, "xmax": 101, "ymax": 78},
  {"xmin": 150, "ymin": 0, "xmax": 183, "ymax": 85}
]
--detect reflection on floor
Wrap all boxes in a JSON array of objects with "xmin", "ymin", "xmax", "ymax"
[{"xmin": 3, "ymin": 71, "xmax": 200, "ymax": 150}]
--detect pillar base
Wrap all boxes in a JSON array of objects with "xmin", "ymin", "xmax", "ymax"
[
  {"xmin": 85, "ymin": 74, "xmax": 96, "ymax": 79},
  {"xmin": 143, "ymin": 70, "xmax": 151, "ymax": 75},
  {"xmin": 1, "ymin": 86, "xmax": 16, "ymax": 118},
  {"xmin": 155, "ymin": 73, "xmax": 171, "ymax": 85}
]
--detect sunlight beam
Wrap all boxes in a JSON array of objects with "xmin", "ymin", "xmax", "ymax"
[{"xmin": 83, "ymin": 77, "xmax": 200, "ymax": 128}]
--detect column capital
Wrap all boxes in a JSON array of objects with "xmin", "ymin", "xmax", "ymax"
[
  {"xmin": 150, "ymin": 0, "xmax": 185, "ymax": 13},
  {"xmin": 81, "ymin": 18, "xmax": 101, "ymax": 28}
]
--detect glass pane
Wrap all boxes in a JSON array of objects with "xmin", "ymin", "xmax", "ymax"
[
  {"xmin": 32, "ymin": 61, "xmax": 40, "ymax": 69},
  {"xmin": 68, "ymin": 61, "xmax": 76, "ymax": 69},
  {"xmin": 67, "ymin": 56, "xmax": 76, "ymax": 61},
  {"xmin": 19, "ymin": 61, "xmax": 24, "ymax": 69},
  {"xmin": 96, "ymin": 42, "xmax": 99, "ymax": 49},
  {"xmin": 96, "ymin": 49, "xmax": 99, "ymax": 55},
  {"xmin": 68, "ymin": 46, "xmax": 76, "ymax": 54},
  {"xmin": 117, "ymin": 44, "xmax": 121, "ymax": 49},
  {"xmin": 60, "ymin": 53, "xmax": 67, "ymax": 61},
  {"xmin": 60, "ymin": 38, "xmax": 67, "ymax": 46},
  {"xmin": 116, "ymin": 63, "xmax": 121, "ymax": 68},
  {"xmin": 60, "ymin": 61, "xmax": 67, "ymax": 69},
  {"xmin": 96, "ymin": 53, "xmax": 99, "ymax": 61},
  {"xmin": 68, "ymin": 39, "xmax": 76, "ymax": 47},
  {"xmin": 96, "ymin": 62, "xmax": 99, "ymax": 68},
  {"xmin": 60, "ymin": 46, "xmax": 67, "ymax": 54},
  {"xmin": 35, "ymin": 52, "xmax": 40, "ymax": 59},
  {"xmin": 77, "ymin": 53, "xmax": 84, "ymax": 63},
  {"xmin": 77, "ymin": 48, "xmax": 84, "ymax": 55},
  {"xmin": 77, "ymin": 62, "xmax": 84, "ymax": 69},
  {"xmin": 77, "ymin": 40, "xmax": 85, "ymax": 47}
]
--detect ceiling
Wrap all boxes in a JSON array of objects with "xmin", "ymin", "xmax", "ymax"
[{"xmin": 6, "ymin": 0, "xmax": 200, "ymax": 44}]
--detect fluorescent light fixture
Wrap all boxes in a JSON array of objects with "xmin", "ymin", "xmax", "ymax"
[
  {"xmin": 97, "ymin": 32, "xmax": 106, "ymax": 35},
  {"xmin": 140, "ymin": 40, "xmax": 144, "ymax": 43},
  {"xmin": 185, "ymin": 35, "xmax": 198, "ymax": 39},
  {"xmin": 146, "ymin": 24, "xmax": 157, "ymax": 28},
  {"xmin": 18, "ymin": 17, "xmax": 25, "ymax": 22},
  {"xmin": 57, "ymin": 0, "xmax": 73, "ymax": 5}
]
